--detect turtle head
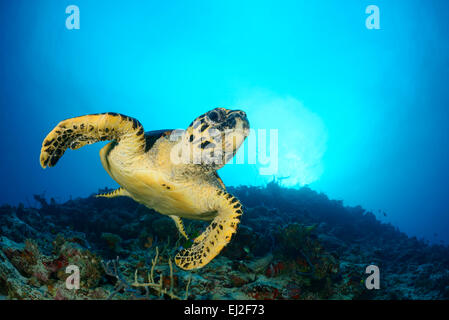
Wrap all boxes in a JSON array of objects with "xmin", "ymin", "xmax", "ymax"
[
  {"xmin": 182, "ymin": 108, "xmax": 250, "ymax": 168},
  {"xmin": 191, "ymin": 107, "xmax": 250, "ymax": 138}
]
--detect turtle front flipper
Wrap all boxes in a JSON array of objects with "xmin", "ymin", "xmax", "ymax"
[
  {"xmin": 40, "ymin": 113, "xmax": 146, "ymax": 168},
  {"xmin": 174, "ymin": 191, "xmax": 243, "ymax": 270}
]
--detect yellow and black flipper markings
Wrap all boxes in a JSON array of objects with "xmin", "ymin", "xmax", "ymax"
[
  {"xmin": 40, "ymin": 112, "xmax": 145, "ymax": 168},
  {"xmin": 174, "ymin": 190, "xmax": 243, "ymax": 270},
  {"xmin": 170, "ymin": 215, "xmax": 189, "ymax": 240},
  {"xmin": 95, "ymin": 187, "xmax": 130, "ymax": 198},
  {"xmin": 214, "ymin": 172, "xmax": 226, "ymax": 190}
]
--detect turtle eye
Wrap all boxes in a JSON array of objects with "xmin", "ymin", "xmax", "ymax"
[{"xmin": 207, "ymin": 109, "xmax": 225, "ymax": 123}]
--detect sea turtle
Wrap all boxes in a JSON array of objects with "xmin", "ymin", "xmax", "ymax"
[{"xmin": 39, "ymin": 108, "xmax": 250, "ymax": 270}]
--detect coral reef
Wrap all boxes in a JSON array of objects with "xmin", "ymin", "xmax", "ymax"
[{"xmin": 0, "ymin": 182, "xmax": 448, "ymax": 299}]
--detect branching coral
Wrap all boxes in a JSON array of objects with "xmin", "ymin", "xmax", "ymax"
[
  {"xmin": 101, "ymin": 257, "xmax": 143, "ymax": 299},
  {"xmin": 102, "ymin": 247, "xmax": 192, "ymax": 300},
  {"xmin": 132, "ymin": 247, "xmax": 191, "ymax": 300}
]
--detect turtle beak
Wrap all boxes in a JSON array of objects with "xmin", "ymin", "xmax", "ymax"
[
  {"xmin": 229, "ymin": 109, "xmax": 247, "ymax": 118},
  {"xmin": 230, "ymin": 110, "xmax": 250, "ymax": 133}
]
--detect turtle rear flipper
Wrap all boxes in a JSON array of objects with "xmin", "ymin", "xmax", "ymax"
[
  {"xmin": 40, "ymin": 113, "xmax": 145, "ymax": 168},
  {"xmin": 96, "ymin": 187, "xmax": 130, "ymax": 198},
  {"xmin": 170, "ymin": 215, "xmax": 189, "ymax": 240},
  {"xmin": 174, "ymin": 191, "xmax": 243, "ymax": 270}
]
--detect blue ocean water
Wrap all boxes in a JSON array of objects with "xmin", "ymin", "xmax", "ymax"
[{"xmin": 0, "ymin": 0, "xmax": 448, "ymax": 248}]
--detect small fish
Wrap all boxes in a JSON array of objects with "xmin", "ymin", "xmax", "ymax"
[
  {"xmin": 144, "ymin": 236, "xmax": 153, "ymax": 248},
  {"xmin": 305, "ymin": 224, "xmax": 317, "ymax": 233},
  {"xmin": 243, "ymin": 246, "xmax": 250, "ymax": 254},
  {"xmin": 180, "ymin": 239, "xmax": 194, "ymax": 250}
]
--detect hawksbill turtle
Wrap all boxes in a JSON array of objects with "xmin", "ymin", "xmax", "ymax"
[{"xmin": 39, "ymin": 108, "xmax": 250, "ymax": 270}]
